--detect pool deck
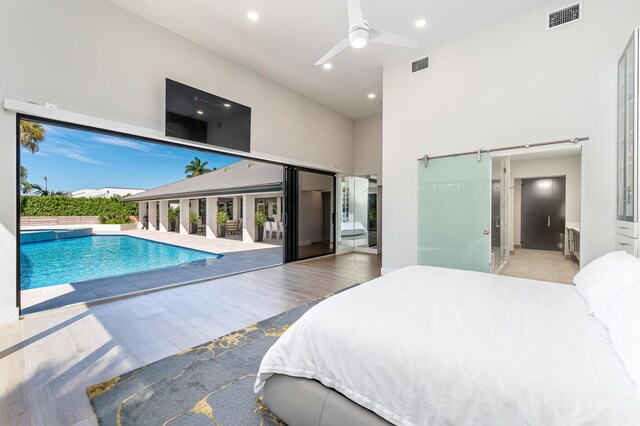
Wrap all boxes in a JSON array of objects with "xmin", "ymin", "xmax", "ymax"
[{"xmin": 21, "ymin": 230, "xmax": 283, "ymax": 314}]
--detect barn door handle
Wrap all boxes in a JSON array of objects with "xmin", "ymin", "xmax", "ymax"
[{"xmin": 547, "ymin": 216, "xmax": 551, "ymax": 227}]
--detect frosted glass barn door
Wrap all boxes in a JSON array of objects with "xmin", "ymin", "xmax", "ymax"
[{"xmin": 418, "ymin": 153, "xmax": 491, "ymax": 272}]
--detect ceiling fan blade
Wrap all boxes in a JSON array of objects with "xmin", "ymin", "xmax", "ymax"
[
  {"xmin": 347, "ymin": 0, "xmax": 365, "ymax": 28},
  {"xmin": 314, "ymin": 38, "xmax": 350, "ymax": 65},
  {"xmin": 370, "ymin": 28, "xmax": 418, "ymax": 49}
]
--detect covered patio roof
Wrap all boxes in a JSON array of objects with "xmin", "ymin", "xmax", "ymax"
[{"xmin": 125, "ymin": 160, "xmax": 283, "ymax": 202}]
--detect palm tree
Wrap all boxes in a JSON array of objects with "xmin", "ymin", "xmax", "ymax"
[
  {"xmin": 20, "ymin": 166, "xmax": 32, "ymax": 194},
  {"xmin": 20, "ymin": 121, "xmax": 46, "ymax": 153},
  {"xmin": 29, "ymin": 183, "xmax": 65, "ymax": 197},
  {"xmin": 30, "ymin": 176, "xmax": 65, "ymax": 196},
  {"xmin": 185, "ymin": 157, "xmax": 212, "ymax": 178}
]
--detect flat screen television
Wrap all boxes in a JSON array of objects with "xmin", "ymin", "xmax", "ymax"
[{"xmin": 165, "ymin": 79, "xmax": 251, "ymax": 153}]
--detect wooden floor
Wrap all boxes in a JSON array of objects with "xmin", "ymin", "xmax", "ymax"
[{"xmin": 0, "ymin": 252, "xmax": 381, "ymax": 426}]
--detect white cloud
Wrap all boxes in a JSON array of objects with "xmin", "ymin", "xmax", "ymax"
[
  {"xmin": 93, "ymin": 136, "xmax": 154, "ymax": 152},
  {"xmin": 93, "ymin": 135, "xmax": 175, "ymax": 158},
  {"xmin": 38, "ymin": 138, "xmax": 106, "ymax": 165}
]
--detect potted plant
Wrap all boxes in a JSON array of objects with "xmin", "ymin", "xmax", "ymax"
[
  {"xmin": 189, "ymin": 211, "xmax": 199, "ymax": 234},
  {"xmin": 168, "ymin": 207, "xmax": 179, "ymax": 232},
  {"xmin": 217, "ymin": 210, "xmax": 229, "ymax": 237},
  {"xmin": 255, "ymin": 210, "xmax": 267, "ymax": 242}
]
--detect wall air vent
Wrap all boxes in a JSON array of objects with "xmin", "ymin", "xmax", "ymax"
[
  {"xmin": 411, "ymin": 56, "xmax": 429, "ymax": 74},
  {"xmin": 548, "ymin": 3, "xmax": 582, "ymax": 29}
]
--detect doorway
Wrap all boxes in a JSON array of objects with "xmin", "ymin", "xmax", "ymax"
[
  {"xmin": 498, "ymin": 148, "xmax": 581, "ymax": 284},
  {"xmin": 520, "ymin": 177, "xmax": 566, "ymax": 251},
  {"xmin": 16, "ymin": 116, "xmax": 344, "ymax": 315},
  {"xmin": 283, "ymin": 166, "xmax": 336, "ymax": 262}
]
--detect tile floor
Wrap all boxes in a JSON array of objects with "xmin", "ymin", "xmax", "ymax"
[{"xmin": 499, "ymin": 248, "xmax": 579, "ymax": 284}]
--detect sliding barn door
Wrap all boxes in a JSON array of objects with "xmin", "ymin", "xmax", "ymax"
[{"xmin": 418, "ymin": 153, "xmax": 491, "ymax": 273}]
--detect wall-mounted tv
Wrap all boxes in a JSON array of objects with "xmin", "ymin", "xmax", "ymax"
[{"xmin": 165, "ymin": 79, "xmax": 251, "ymax": 153}]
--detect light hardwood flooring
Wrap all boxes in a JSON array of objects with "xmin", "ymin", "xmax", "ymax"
[
  {"xmin": 499, "ymin": 248, "xmax": 579, "ymax": 284},
  {"xmin": 0, "ymin": 252, "xmax": 382, "ymax": 426}
]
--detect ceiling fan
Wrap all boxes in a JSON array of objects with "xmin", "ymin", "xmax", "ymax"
[{"xmin": 315, "ymin": 0, "xmax": 418, "ymax": 66}]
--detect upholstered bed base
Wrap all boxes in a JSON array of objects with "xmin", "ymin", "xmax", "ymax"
[{"xmin": 263, "ymin": 374, "xmax": 391, "ymax": 426}]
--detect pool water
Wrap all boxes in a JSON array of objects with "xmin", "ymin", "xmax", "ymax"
[{"xmin": 20, "ymin": 235, "xmax": 222, "ymax": 290}]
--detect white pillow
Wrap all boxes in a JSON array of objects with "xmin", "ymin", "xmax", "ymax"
[
  {"xmin": 573, "ymin": 251, "xmax": 640, "ymax": 314},
  {"xmin": 597, "ymin": 280, "xmax": 640, "ymax": 390}
]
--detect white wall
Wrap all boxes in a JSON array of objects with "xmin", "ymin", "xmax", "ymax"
[
  {"xmin": 382, "ymin": 0, "xmax": 640, "ymax": 273},
  {"xmin": 510, "ymin": 154, "xmax": 582, "ymax": 252},
  {"xmin": 0, "ymin": 0, "xmax": 355, "ymax": 323},
  {"xmin": 354, "ymin": 114, "xmax": 383, "ymax": 183}
]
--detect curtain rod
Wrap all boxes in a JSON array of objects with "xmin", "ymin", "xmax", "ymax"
[{"xmin": 417, "ymin": 136, "xmax": 588, "ymax": 166}]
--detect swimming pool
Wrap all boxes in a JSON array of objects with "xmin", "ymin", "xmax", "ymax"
[
  {"xmin": 21, "ymin": 228, "xmax": 93, "ymax": 243},
  {"xmin": 20, "ymin": 235, "xmax": 222, "ymax": 290}
]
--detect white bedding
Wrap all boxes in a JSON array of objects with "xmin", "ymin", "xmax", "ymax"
[
  {"xmin": 341, "ymin": 221, "xmax": 366, "ymax": 236},
  {"xmin": 255, "ymin": 266, "xmax": 640, "ymax": 425}
]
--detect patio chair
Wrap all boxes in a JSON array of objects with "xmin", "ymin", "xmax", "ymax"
[
  {"xmin": 264, "ymin": 221, "xmax": 273, "ymax": 239},
  {"xmin": 226, "ymin": 220, "xmax": 239, "ymax": 235},
  {"xmin": 272, "ymin": 221, "xmax": 283, "ymax": 239}
]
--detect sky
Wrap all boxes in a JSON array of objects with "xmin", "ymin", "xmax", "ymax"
[{"xmin": 20, "ymin": 122, "xmax": 240, "ymax": 192}]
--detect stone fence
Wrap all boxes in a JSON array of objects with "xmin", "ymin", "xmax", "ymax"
[{"xmin": 21, "ymin": 216, "xmax": 101, "ymax": 227}]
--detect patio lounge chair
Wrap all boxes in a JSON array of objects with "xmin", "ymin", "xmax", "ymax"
[{"xmin": 226, "ymin": 220, "xmax": 239, "ymax": 235}]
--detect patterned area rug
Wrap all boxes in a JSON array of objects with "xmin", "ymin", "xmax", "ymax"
[{"xmin": 87, "ymin": 293, "xmax": 337, "ymax": 425}]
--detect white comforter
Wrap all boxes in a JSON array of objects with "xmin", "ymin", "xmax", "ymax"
[
  {"xmin": 340, "ymin": 221, "xmax": 366, "ymax": 235},
  {"xmin": 255, "ymin": 266, "xmax": 640, "ymax": 425}
]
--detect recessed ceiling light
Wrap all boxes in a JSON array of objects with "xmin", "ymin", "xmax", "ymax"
[
  {"xmin": 368, "ymin": 93, "xmax": 376, "ymax": 99},
  {"xmin": 248, "ymin": 11, "xmax": 259, "ymax": 21},
  {"xmin": 323, "ymin": 63, "xmax": 333, "ymax": 70},
  {"xmin": 415, "ymin": 19, "xmax": 427, "ymax": 28},
  {"xmin": 196, "ymin": 110, "xmax": 204, "ymax": 115},
  {"xmin": 223, "ymin": 103, "xmax": 231, "ymax": 108}
]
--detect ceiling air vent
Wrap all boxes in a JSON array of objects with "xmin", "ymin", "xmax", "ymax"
[
  {"xmin": 411, "ymin": 56, "xmax": 429, "ymax": 74},
  {"xmin": 548, "ymin": 2, "xmax": 582, "ymax": 29}
]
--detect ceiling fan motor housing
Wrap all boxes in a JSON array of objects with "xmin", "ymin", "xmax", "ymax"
[{"xmin": 349, "ymin": 21, "xmax": 370, "ymax": 48}]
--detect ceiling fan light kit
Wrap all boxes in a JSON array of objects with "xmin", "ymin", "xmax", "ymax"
[
  {"xmin": 349, "ymin": 23, "xmax": 370, "ymax": 48},
  {"xmin": 315, "ymin": 0, "xmax": 418, "ymax": 66}
]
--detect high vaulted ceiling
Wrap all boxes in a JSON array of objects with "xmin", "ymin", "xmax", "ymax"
[{"xmin": 110, "ymin": 0, "xmax": 555, "ymax": 120}]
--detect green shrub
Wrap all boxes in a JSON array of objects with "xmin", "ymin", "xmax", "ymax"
[
  {"xmin": 168, "ymin": 207, "xmax": 179, "ymax": 223},
  {"xmin": 98, "ymin": 215, "xmax": 132, "ymax": 224},
  {"xmin": 217, "ymin": 211, "xmax": 229, "ymax": 226},
  {"xmin": 254, "ymin": 210, "xmax": 267, "ymax": 227},
  {"xmin": 189, "ymin": 211, "xmax": 199, "ymax": 224},
  {"xmin": 20, "ymin": 196, "xmax": 138, "ymax": 217}
]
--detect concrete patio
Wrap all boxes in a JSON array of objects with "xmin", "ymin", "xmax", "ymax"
[{"xmin": 21, "ymin": 230, "xmax": 283, "ymax": 315}]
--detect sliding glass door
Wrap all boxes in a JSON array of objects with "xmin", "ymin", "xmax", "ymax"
[
  {"xmin": 284, "ymin": 166, "xmax": 336, "ymax": 262},
  {"xmin": 417, "ymin": 153, "xmax": 491, "ymax": 272}
]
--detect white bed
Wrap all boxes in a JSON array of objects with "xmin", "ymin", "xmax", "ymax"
[
  {"xmin": 340, "ymin": 220, "xmax": 367, "ymax": 237},
  {"xmin": 255, "ymin": 265, "xmax": 640, "ymax": 425}
]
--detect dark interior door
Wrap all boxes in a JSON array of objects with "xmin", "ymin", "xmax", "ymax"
[{"xmin": 521, "ymin": 177, "xmax": 566, "ymax": 251}]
